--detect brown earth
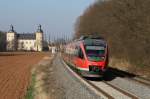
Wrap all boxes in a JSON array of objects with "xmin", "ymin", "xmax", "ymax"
[{"xmin": 0, "ymin": 52, "xmax": 49, "ymax": 99}]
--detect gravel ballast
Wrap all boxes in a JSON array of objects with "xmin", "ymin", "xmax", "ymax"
[
  {"xmin": 34, "ymin": 54, "xmax": 102, "ymax": 99},
  {"xmin": 52, "ymin": 55, "xmax": 102, "ymax": 99}
]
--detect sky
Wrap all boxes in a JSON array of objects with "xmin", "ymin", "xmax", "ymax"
[{"xmin": 0, "ymin": 0, "xmax": 95, "ymax": 40}]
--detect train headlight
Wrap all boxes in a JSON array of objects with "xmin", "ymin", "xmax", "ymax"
[
  {"xmin": 100, "ymin": 57, "xmax": 105, "ymax": 61},
  {"xmin": 102, "ymin": 57, "xmax": 105, "ymax": 60}
]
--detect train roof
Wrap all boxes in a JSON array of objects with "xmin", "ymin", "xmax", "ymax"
[
  {"xmin": 73, "ymin": 36, "xmax": 107, "ymax": 46},
  {"xmin": 83, "ymin": 38, "xmax": 106, "ymax": 46},
  {"xmin": 79, "ymin": 35, "xmax": 104, "ymax": 40}
]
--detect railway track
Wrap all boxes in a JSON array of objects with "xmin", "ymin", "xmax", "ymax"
[
  {"xmin": 60, "ymin": 57, "xmax": 142, "ymax": 99},
  {"xmin": 108, "ymin": 68, "xmax": 150, "ymax": 88}
]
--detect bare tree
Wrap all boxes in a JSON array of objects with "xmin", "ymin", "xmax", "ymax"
[
  {"xmin": 75, "ymin": 0, "xmax": 150, "ymax": 68},
  {"xmin": 0, "ymin": 31, "xmax": 6, "ymax": 51}
]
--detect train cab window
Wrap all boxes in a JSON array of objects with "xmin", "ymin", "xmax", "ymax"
[
  {"xmin": 78, "ymin": 47, "xmax": 84, "ymax": 59},
  {"xmin": 85, "ymin": 46, "xmax": 105, "ymax": 61}
]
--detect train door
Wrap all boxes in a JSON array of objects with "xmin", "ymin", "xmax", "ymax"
[{"xmin": 76, "ymin": 46, "xmax": 85, "ymax": 70}]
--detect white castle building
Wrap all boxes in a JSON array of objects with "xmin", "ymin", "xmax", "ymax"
[{"xmin": 6, "ymin": 25, "xmax": 43, "ymax": 51}]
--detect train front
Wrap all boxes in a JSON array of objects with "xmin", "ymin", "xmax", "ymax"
[{"xmin": 81, "ymin": 39, "xmax": 108, "ymax": 77}]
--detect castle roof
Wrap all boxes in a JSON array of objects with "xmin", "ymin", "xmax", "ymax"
[
  {"xmin": 17, "ymin": 34, "xmax": 36, "ymax": 40},
  {"xmin": 8, "ymin": 25, "xmax": 16, "ymax": 33},
  {"xmin": 36, "ymin": 24, "xmax": 43, "ymax": 33}
]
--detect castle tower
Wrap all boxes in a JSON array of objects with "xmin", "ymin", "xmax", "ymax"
[
  {"xmin": 6, "ymin": 25, "xmax": 17, "ymax": 51},
  {"xmin": 35, "ymin": 24, "xmax": 43, "ymax": 51}
]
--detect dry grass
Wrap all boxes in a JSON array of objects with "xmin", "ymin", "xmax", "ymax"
[
  {"xmin": 32, "ymin": 55, "xmax": 54, "ymax": 99},
  {"xmin": 109, "ymin": 57, "xmax": 150, "ymax": 78}
]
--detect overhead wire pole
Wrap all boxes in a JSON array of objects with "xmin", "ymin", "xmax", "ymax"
[
  {"xmin": 60, "ymin": 33, "xmax": 64, "ymax": 50},
  {"xmin": 62, "ymin": 32, "xmax": 64, "ymax": 46},
  {"xmin": 54, "ymin": 35, "xmax": 55, "ymax": 44},
  {"xmin": 44, "ymin": 32, "xmax": 46, "ymax": 41},
  {"xmin": 64, "ymin": 33, "xmax": 66, "ymax": 44},
  {"xmin": 67, "ymin": 34, "xmax": 69, "ymax": 43},
  {"xmin": 44, "ymin": 32, "xmax": 47, "ymax": 50},
  {"xmin": 61, "ymin": 32, "xmax": 62, "ymax": 45},
  {"xmin": 48, "ymin": 34, "xmax": 50, "ymax": 45},
  {"xmin": 66, "ymin": 33, "xmax": 68, "ymax": 44},
  {"xmin": 63, "ymin": 33, "xmax": 66, "ymax": 53}
]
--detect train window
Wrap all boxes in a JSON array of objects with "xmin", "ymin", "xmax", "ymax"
[
  {"xmin": 85, "ymin": 45, "xmax": 105, "ymax": 61},
  {"xmin": 74, "ymin": 47, "xmax": 78, "ymax": 56},
  {"xmin": 78, "ymin": 47, "xmax": 84, "ymax": 59}
]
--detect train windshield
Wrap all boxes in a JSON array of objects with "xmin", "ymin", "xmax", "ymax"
[{"xmin": 85, "ymin": 46, "xmax": 105, "ymax": 62}]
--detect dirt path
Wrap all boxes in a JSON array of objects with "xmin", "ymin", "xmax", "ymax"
[{"xmin": 0, "ymin": 52, "xmax": 49, "ymax": 99}]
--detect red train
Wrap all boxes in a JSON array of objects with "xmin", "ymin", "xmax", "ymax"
[{"xmin": 63, "ymin": 36, "xmax": 108, "ymax": 77}]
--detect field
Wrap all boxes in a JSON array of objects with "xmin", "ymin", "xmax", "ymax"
[{"xmin": 0, "ymin": 52, "xmax": 49, "ymax": 99}]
